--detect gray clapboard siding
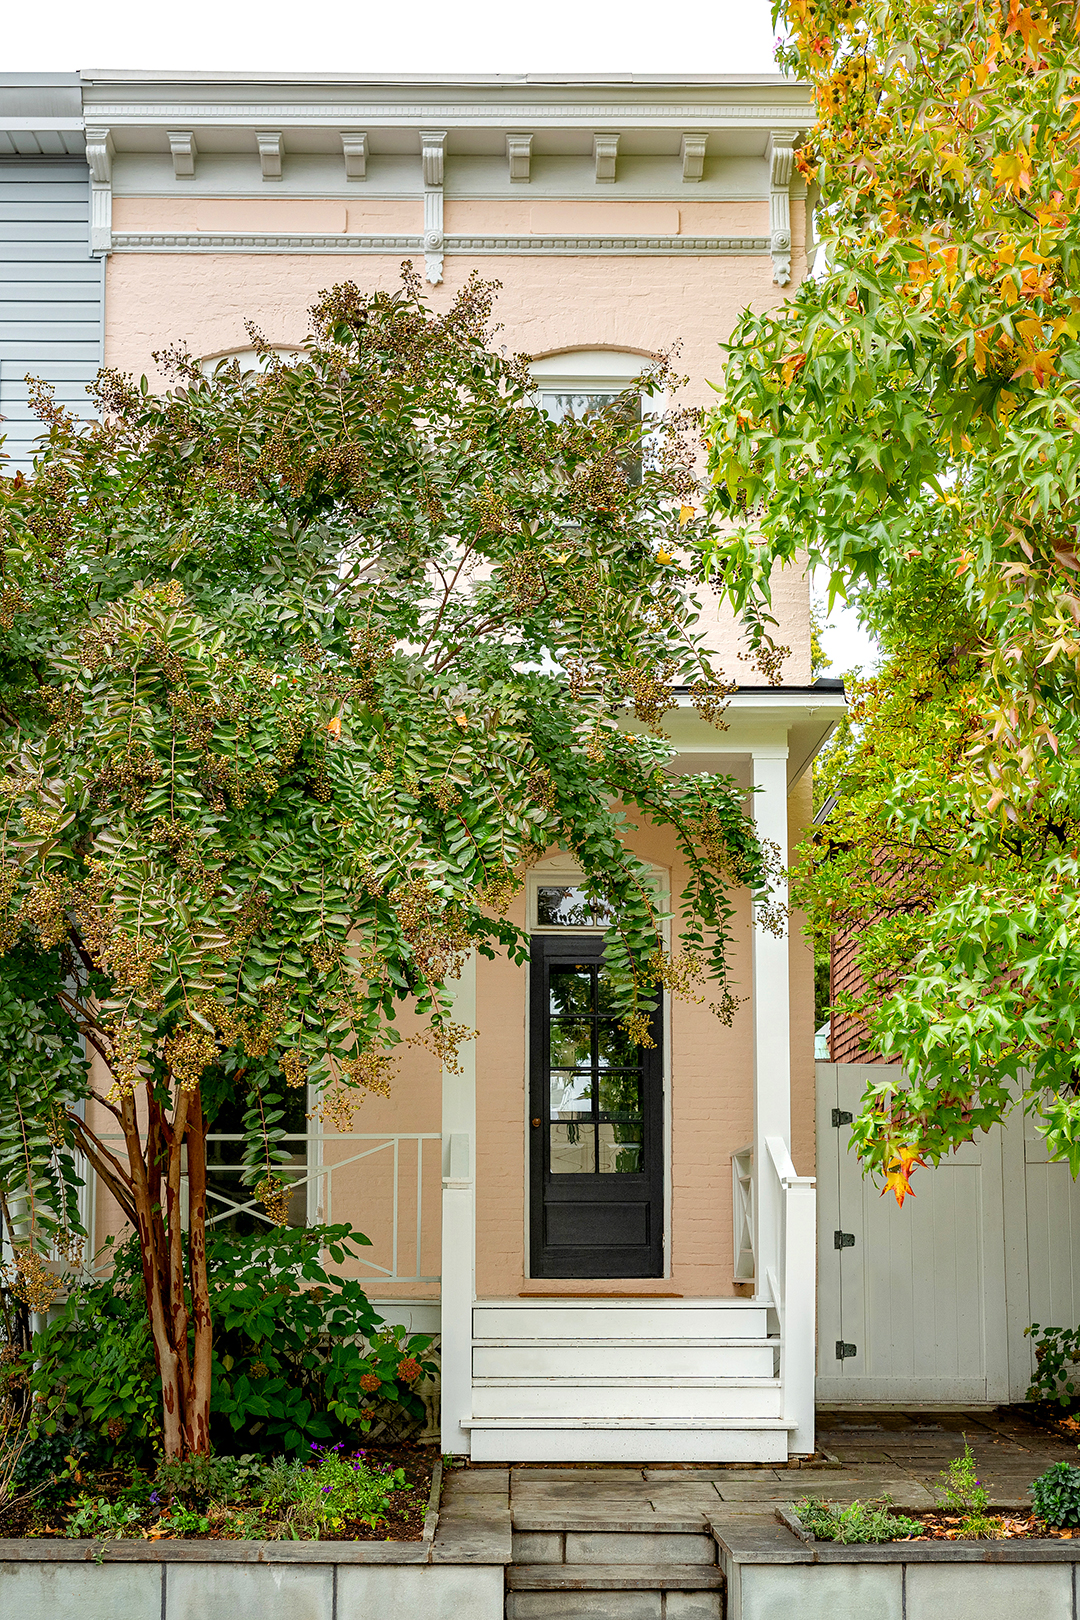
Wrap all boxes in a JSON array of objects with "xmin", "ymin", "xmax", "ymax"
[{"xmin": 0, "ymin": 157, "xmax": 103, "ymax": 470}]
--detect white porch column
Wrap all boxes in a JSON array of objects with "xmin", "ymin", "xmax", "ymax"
[
  {"xmin": 440, "ymin": 951, "xmax": 476, "ymax": 1455},
  {"xmin": 750, "ymin": 748, "xmax": 791, "ymax": 1295}
]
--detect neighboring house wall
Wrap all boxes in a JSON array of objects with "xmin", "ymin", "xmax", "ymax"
[
  {"xmin": 828, "ymin": 923, "xmax": 886, "ymax": 1064},
  {"xmin": 0, "ymin": 76, "xmax": 103, "ymax": 470}
]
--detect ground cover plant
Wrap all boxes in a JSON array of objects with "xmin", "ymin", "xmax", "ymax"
[
  {"xmin": 0, "ymin": 269, "xmax": 769, "ymax": 1460},
  {"xmin": 794, "ymin": 1495, "xmax": 923, "ymax": 1543}
]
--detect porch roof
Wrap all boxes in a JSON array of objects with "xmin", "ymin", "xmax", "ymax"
[{"xmin": 644, "ymin": 679, "xmax": 847, "ymax": 792}]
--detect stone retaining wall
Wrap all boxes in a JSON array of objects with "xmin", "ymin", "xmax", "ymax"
[
  {"xmin": 717, "ymin": 1517, "xmax": 1080, "ymax": 1620},
  {"xmin": 0, "ymin": 1539, "xmax": 504, "ymax": 1620}
]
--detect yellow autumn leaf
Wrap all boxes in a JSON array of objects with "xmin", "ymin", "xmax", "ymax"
[
  {"xmin": 656, "ymin": 548, "xmax": 674, "ymax": 565},
  {"xmin": 992, "ymin": 146, "xmax": 1032, "ymax": 194}
]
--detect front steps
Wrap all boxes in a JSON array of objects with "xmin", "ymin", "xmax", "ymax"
[
  {"xmin": 506, "ymin": 1516, "xmax": 726, "ymax": 1619},
  {"xmin": 469, "ymin": 1299, "xmax": 789, "ymax": 1463}
]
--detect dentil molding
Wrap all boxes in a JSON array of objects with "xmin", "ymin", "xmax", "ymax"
[{"xmin": 108, "ymin": 230, "xmax": 773, "ymax": 255}]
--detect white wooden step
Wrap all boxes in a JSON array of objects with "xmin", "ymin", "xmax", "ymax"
[
  {"xmin": 470, "ymin": 1380, "xmax": 784, "ymax": 1419},
  {"xmin": 472, "ymin": 1336, "xmax": 777, "ymax": 1349},
  {"xmin": 473, "ymin": 1343, "xmax": 776, "ymax": 1379},
  {"xmin": 473, "ymin": 1303, "xmax": 769, "ymax": 1340},
  {"xmin": 465, "ymin": 1416, "xmax": 793, "ymax": 1463}
]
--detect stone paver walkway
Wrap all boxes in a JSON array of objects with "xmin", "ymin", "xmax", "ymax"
[{"xmin": 445, "ymin": 1409, "xmax": 1080, "ymax": 1536}]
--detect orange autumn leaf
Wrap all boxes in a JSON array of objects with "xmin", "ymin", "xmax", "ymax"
[
  {"xmin": 883, "ymin": 1167, "xmax": 915, "ymax": 1207},
  {"xmin": 326, "ymin": 715, "xmax": 341, "ymax": 737},
  {"xmin": 1011, "ymin": 348, "xmax": 1058, "ymax": 386}
]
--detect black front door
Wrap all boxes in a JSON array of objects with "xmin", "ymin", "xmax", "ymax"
[{"xmin": 529, "ymin": 933, "xmax": 663, "ymax": 1278}]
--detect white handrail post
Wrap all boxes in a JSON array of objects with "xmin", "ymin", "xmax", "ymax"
[
  {"xmin": 783, "ymin": 1176, "xmax": 817, "ymax": 1454},
  {"xmin": 766, "ymin": 1133, "xmax": 817, "ymax": 1454},
  {"xmin": 440, "ymin": 951, "xmax": 476, "ymax": 1455}
]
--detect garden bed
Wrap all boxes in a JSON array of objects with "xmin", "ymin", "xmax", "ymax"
[
  {"xmin": 0, "ymin": 1440, "xmax": 437, "ymax": 1543},
  {"xmin": 783, "ymin": 1503, "xmax": 1079, "ymax": 1543},
  {"xmin": 893, "ymin": 1509, "xmax": 1079, "ymax": 1542}
]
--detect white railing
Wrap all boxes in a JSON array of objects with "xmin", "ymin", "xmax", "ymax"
[
  {"xmin": 732, "ymin": 1145, "xmax": 755, "ymax": 1282},
  {"xmin": 309, "ymin": 1132, "xmax": 442, "ymax": 1282},
  {"xmin": 765, "ymin": 1134, "xmax": 816, "ymax": 1457},
  {"xmin": 88, "ymin": 1129, "xmax": 442, "ymax": 1283}
]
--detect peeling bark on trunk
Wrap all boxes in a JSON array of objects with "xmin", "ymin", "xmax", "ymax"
[
  {"xmin": 75, "ymin": 1081, "xmax": 214, "ymax": 1461},
  {"xmin": 184, "ymin": 1091, "xmax": 213, "ymax": 1457}
]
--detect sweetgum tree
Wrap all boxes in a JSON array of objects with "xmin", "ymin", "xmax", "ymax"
[
  {"xmin": 703, "ymin": 0, "xmax": 1080, "ymax": 1202},
  {"xmin": 0, "ymin": 271, "xmax": 767, "ymax": 1457}
]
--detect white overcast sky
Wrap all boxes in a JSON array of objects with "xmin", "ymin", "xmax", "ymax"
[
  {"xmin": 4, "ymin": 0, "xmax": 876, "ymax": 674},
  {"xmin": 5, "ymin": 0, "xmax": 779, "ymax": 74}
]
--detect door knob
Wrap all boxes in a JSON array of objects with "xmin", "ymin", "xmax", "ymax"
[{"xmin": 531, "ymin": 1118, "xmax": 541, "ymax": 1128}]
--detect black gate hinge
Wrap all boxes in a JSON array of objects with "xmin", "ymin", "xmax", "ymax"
[
  {"xmin": 831, "ymin": 1108, "xmax": 853, "ymax": 1127},
  {"xmin": 835, "ymin": 1341, "xmax": 858, "ymax": 1360},
  {"xmin": 833, "ymin": 1230, "xmax": 855, "ymax": 1250}
]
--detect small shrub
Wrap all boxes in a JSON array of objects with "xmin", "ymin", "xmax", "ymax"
[
  {"xmin": 1032, "ymin": 1462, "xmax": 1080, "ymax": 1528},
  {"xmin": 936, "ymin": 1440, "xmax": 1000, "ymax": 1538},
  {"xmin": 794, "ymin": 1496, "xmax": 923, "ymax": 1543},
  {"xmin": 155, "ymin": 1452, "xmax": 268, "ymax": 1507},
  {"xmin": 1026, "ymin": 1323, "xmax": 1080, "ymax": 1406},
  {"xmin": 21, "ymin": 1226, "xmax": 437, "ymax": 1454}
]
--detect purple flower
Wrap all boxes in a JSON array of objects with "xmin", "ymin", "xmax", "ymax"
[
  {"xmin": 149, "ymin": 1492, "xmax": 161, "ymax": 1505},
  {"xmin": 322, "ymin": 1485, "xmax": 332, "ymax": 1494}
]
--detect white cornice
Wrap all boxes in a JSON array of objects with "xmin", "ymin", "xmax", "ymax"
[
  {"xmin": 108, "ymin": 230, "xmax": 773, "ymax": 255},
  {"xmin": 82, "ymin": 102, "xmax": 812, "ymax": 126}
]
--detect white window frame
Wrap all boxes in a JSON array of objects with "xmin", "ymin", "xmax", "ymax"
[{"xmin": 530, "ymin": 349, "xmax": 666, "ymax": 476}]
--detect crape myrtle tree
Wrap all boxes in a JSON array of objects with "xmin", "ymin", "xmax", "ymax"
[
  {"xmin": 703, "ymin": 0, "xmax": 1080, "ymax": 1203},
  {"xmin": 0, "ymin": 270, "xmax": 770, "ymax": 1459}
]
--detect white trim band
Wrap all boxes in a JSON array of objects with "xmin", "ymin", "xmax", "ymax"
[{"xmin": 108, "ymin": 230, "xmax": 772, "ymax": 255}]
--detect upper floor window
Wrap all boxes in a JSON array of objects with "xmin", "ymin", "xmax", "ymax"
[
  {"xmin": 198, "ymin": 347, "xmax": 303, "ymax": 379},
  {"xmin": 531, "ymin": 350, "xmax": 661, "ymax": 489}
]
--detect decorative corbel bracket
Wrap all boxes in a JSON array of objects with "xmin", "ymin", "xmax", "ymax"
[
  {"xmin": 768, "ymin": 130, "xmax": 798, "ymax": 286},
  {"xmin": 420, "ymin": 130, "xmax": 447, "ymax": 284},
  {"xmin": 341, "ymin": 131, "xmax": 367, "ymax": 180},
  {"xmin": 167, "ymin": 130, "xmax": 197, "ymax": 180},
  {"xmin": 681, "ymin": 132, "xmax": 708, "ymax": 183},
  {"xmin": 507, "ymin": 133, "xmax": 533, "ymax": 183},
  {"xmin": 256, "ymin": 131, "xmax": 283, "ymax": 181},
  {"xmin": 84, "ymin": 126, "xmax": 113, "ymax": 253},
  {"xmin": 594, "ymin": 132, "xmax": 620, "ymax": 183}
]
